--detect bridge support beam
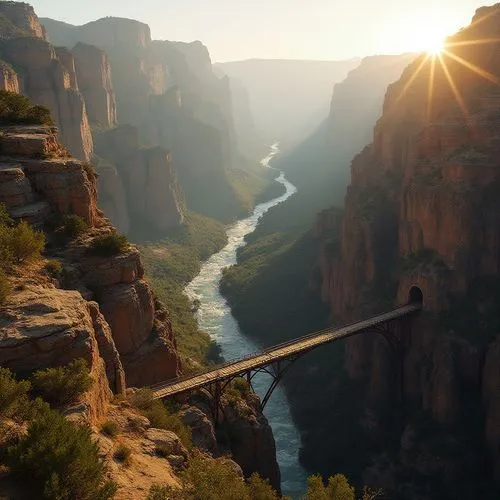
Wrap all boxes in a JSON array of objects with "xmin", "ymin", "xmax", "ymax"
[{"xmin": 374, "ymin": 315, "xmax": 413, "ymax": 402}]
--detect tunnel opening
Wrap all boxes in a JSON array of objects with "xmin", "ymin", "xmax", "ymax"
[{"xmin": 409, "ymin": 286, "xmax": 424, "ymax": 304}]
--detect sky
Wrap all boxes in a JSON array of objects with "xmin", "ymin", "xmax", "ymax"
[{"xmin": 28, "ymin": 0, "xmax": 497, "ymax": 62}]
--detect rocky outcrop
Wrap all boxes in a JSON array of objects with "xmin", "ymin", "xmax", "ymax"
[
  {"xmin": 0, "ymin": 36, "xmax": 93, "ymax": 161},
  {"xmin": 95, "ymin": 162, "xmax": 130, "ymax": 233},
  {"xmin": 0, "ymin": 61, "xmax": 19, "ymax": 92},
  {"xmin": 0, "ymin": 285, "xmax": 123, "ymax": 421},
  {"xmin": 0, "ymin": 1, "xmax": 46, "ymax": 39},
  {"xmin": 121, "ymin": 147, "xmax": 184, "ymax": 232},
  {"xmin": 42, "ymin": 16, "xmax": 251, "ymax": 223},
  {"xmin": 95, "ymin": 126, "xmax": 184, "ymax": 235},
  {"xmin": 184, "ymin": 390, "xmax": 281, "ymax": 491},
  {"xmin": 72, "ymin": 43, "xmax": 117, "ymax": 127},
  {"xmin": 0, "ymin": 125, "xmax": 181, "ymax": 389}
]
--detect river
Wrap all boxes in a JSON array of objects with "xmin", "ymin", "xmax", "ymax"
[{"xmin": 185, "ymin": 144, "xmax": 307, "ymax": 498}]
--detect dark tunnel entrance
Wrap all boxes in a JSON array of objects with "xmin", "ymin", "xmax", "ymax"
[{"xmin": 409, "ymin": 286, "xmax": 424, "ymax": 305}]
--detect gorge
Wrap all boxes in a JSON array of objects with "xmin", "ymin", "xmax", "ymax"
[
  {"xmin": 1, "ymin": 0, "xmax": 500, "ymax": 499},
  {"xmin": 185, "ymin": 146, "xmax": 307, "ymax": 498}
]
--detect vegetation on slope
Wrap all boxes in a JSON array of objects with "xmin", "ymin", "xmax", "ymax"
[
  {"xmin": 0, "ymin": 365, "xmax": 116, "ymax": 500},
  {"xmin": 0, "ymin": 203, "xmax": 45, "ymax": 304},
  {"xmin": 139, "ymin": 212, "xmax": 227, "ymax": 369},
  {"xmin": 0, "ymin": 90, "xmax": 53, "ymax": 126}
]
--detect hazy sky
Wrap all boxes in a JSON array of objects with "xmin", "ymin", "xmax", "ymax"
[{"xmin": 29, "ymin": 0, "xmax": 496, "ymax": 62}]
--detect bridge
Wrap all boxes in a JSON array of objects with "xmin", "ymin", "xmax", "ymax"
[{"xmin": 152, "ymin": 296, "xmax": 422, "ymax": 419}]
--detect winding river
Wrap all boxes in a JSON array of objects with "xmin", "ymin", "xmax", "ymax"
[{"xmin": 185, "ymin": 145, "xmax": 307, "ymax": 498}]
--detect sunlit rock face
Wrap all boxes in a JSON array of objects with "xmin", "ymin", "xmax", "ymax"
[
  {"xmin": 0, "ymin": 33, "xmax": 94, "ymax": 162},
  {"xmin": 41, "ymin": 16, "xmax": 247, "ymax": 224},
  {"xmin": 0, "ymin": 125, "xmax": 181, "ymax": 393},
  {"xmin": 0, "ymin": 1, "xmax": 46, "ymax": 39},
  {"xmin": 72, "ymin": 43, "xmax": 117, "ymax": 128},
  {"xmin": 309, "ymin": 5, "xmax": 500, "ymax": 495}
]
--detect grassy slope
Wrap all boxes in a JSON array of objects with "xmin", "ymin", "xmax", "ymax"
[{"xmin": 139, "ymin": 212, "xmax": 227, "ymax": 371}]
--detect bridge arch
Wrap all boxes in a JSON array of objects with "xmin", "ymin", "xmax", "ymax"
[{"xmin": 408, "ymin": 286, "xmax": 423, "ymax": 305}]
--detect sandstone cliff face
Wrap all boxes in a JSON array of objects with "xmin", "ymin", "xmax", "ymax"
[
  {"xmin": 0, "ymin": 34, "xmax": 93, "ymax": 161},
  {"xmin": 95, "ymin": 125, "xmax": 185, "ymax": 236},
  {"xmin": 72, "ymin": 43, "xmax": 117, "ymax": 127},
  {"xmin": 0, "ymin": 126, "xmax": 181, "ymax": 391},
  {"xmin": 0, "ymin": 285, "xmax": 123, "ymax": 422},
  {"xmin": 184, "ymin": 390, "xmax": 281, "ymax": 491},
  {"xmin": 0, "ymin": 61, "xmax": 19, "ymax": 92},
  {"xmin": 313, "ymin": 4, "xmax": 500, "ymax": 493},
  {"xmin": 95, "ymin": 162, "xmax": 130, "ymax": 233},
  {"xmin": 0, "ymin": 1, "xmax": 46, "ymax": 39},
  {"xmin": 42, "ymin": 16, "xmax": 246, "ymax": 223}
]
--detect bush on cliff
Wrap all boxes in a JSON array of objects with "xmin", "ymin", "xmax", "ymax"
[
  {"xmin": 0, "ymin": 367, "xmax": 116, "ymax": 500},
  {"xmin": 0, "ymin": 269, "xmax": 10, "ymax": 305},
  {"xmin": 5, "ymin": 405, "xmax": 117, "ymax": 500},
  {"xmin": 31, "ymin": 358, "xmax": 93, "ymax": 408},
  {"xmin": 147, "ymin": 455, "xmax": 282, "ymax": 500},
  {"xmin": 0, "ymin": 90, "xmax": 53, "ymax": 126},
  {"xmin": 0, "ymin": 367, "xmax": 31, "ymax": 420},
  {"xmin": 0, "ymin": 220, "xmax": 45, "ymax": 265},
  {"xmin": 88, "ymin": 232, "xmax": 128, "ymax": 257},
  {"xmin": 130, "ymin": 389, "xmax": 192, "ymax": 449},
  {"xmin": 305, "ymin": 474, "xmax": 355, "ymax": 500}
]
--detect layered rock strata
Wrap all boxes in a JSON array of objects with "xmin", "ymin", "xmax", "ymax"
[{"xmin": 0, "ymin": 126, "xmax": 181, "ymax": 395}]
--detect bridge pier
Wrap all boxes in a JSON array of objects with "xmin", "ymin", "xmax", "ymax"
[{"xmin": 374, "ymin": 315, "xmax": 413, "ymax": 402}]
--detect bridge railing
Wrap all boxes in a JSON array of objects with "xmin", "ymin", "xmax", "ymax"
[
  {"xmin": 151, "ymin": 303, "xmax": 421, "ymax": 391},
  {"xmin": 151, "ymin": 319, "xmax": 363, "ymax": 390}
]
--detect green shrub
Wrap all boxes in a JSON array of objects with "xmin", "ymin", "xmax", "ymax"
[
  {"xmin": 0, "ymin": 202, "xmax": 13, "ymax": 226},
  {"xmin": 31, "ymin": 358, "xmax": 93, "ymax": 408},
  {"xmin": 232, "ymin": 378, "xmax": 250, "ymax": 398},
  {"xmin": 100, "ymin": 421, "xmax": 120, "ymax": 438},
  {"xmin": 0, "ymin": 367, "xmax": 31, "ymax": 420},
  {"xmin": 7, "ymin": 220, "xmax": 45, "ymax": 263},
  {"xmin": 0, "ymin": 269, "xmax": 11, "ymax": 305},
  {"xmin": 247, "ymin": 473, "xmax": 280, "ymax": 500},
  {"xmin": 182, "ymin": 453, "xmax": 250, "ymax": 500},
  {"xmin": 129, "ymin": 389, "xmax": 192, "ymax": 449},
  {"xmin": 148, "ymin": 458, "xmax": 283, "ymax": 500},
  {"xmin": 88, "ymin": 233, "xmax": 128, "ymax": 257},
  {"xmin": 304, "ymin": 474, "xmax": 355, "ymax": 500},
  {"xmin": 4, "ymin": 404, "xmax": 116, "ymax": 500},
  {"xmin": 113, "ymin": 444, "xmax": 132, "ymax": 464},
  {"xmin": 0, "ymin": 90, "xmax": 53, "ymax": 125},
  {"xmin": 147, "ymin": 484, "xmax": 184, "ymax": 499},
  {"xmin": 61, "ymin": 214, "xmax": 88, "ymax": 240},
  {"xmin": 44, "ymin": 259, "xmax": 63, "ymax": 277}
]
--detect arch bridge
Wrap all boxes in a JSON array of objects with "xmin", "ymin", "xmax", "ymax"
[{"xmin": 151, "ymin": 295, "xmax": 422, "ymax": 421}]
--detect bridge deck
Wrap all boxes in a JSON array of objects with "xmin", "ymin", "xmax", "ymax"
[{"xmin": 152, "ymin": 304, "xmax": 421, "ymax": 400}]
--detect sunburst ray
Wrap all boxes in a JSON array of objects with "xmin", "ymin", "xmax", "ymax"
[
  {"xmin": 394, "ymin": 54, "xmax": 431, "ymax": 105},
  {"xmin": 438, "ymin": 53, "xmax": 469, "ymax": 118},
  {"xmin": 442, "ymin": 49, "xmax": 500, "ymax": 85},
  {"xmin": 426, "ymin": 56, "xmax": 437, "ymax": 122}
]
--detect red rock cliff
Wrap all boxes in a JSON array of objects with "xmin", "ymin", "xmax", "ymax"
[{"xmin": 315, "ymin": 3, "xmax": 500, "ymax": 486}]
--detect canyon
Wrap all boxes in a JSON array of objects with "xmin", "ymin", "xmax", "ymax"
[
  {"xmin": 221, "ymin": 4, "xmax": 500, "ymax": 499},
  {"xmin": 2, "ymin": 0, "xmax": 500, "ymax": 498}
]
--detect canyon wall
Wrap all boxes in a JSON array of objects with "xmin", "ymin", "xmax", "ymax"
[
  {"xmin": 0, "ymin": 126, "xmax": 180, "ymax": 397},
  {"xmin": 42, "ymin": 16, "xmax": 257, "ymax": 225},
  {"xmin": 0, "ymin": 4, "xmax": 93, "ymax": 162},
  {"xmin": 311, "ymin": 5, "xmax": 500, "ymax": 497}
]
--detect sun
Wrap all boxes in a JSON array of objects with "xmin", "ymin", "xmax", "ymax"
[{"xmin": 425, "ymin": 35, "xmax": 445, "ymax": 55}]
